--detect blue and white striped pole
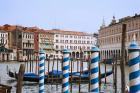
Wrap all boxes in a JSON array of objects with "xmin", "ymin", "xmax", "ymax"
[
  {"xmin": 39, "ymin": 49, "xmax": 45, "ymax": 93},
  {"xmin": 90, "ymin": 46, "xmax": 100, "ymax": 92},
  {"xmin": 62, "ymin": 49, "xmax": 70, "ymax": 93},
  {"xmin": 128, "ymin": 35, "xmax": 140, "ymax": 93}
]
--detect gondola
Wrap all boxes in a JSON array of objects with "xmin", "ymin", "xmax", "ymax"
[{"xmin": 7, "ymin": 69, "xmax": 113, "ymax": 83}]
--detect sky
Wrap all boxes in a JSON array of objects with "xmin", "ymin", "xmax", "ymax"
[{"xmin": 0, "ymin": 0, "xmax": 140, "ymax": 33}]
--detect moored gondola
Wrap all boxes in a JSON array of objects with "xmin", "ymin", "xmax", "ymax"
[{"xmin": 7, "ymin": 69, "xmax": 113, "ymax": 83}]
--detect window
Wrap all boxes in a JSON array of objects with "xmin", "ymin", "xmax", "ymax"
[
  {"xmin": 65, "ymin": 35, "xmax": 68, "ymax": 38},
  {"xmin": 70, "ymin": 46, "xmax": 73, "ymax": 50},
  {"xmin": 56, "ymin": 45, "xmax": 58, "ymax": 49},
  {"xmin": 61, "ymin": 46, "xmax": 64, "ymax": 49},
  {"xmin": 67, "ymin": 46, "xmax": 69, "ymax": 49},
  {"xmin": 65, "ymin": 40, "xmax": 68, "ymax": 43},
  {"xmin": 56, "ymin": 51, "xmax": 58, "ymax": 54},
  {"xmin": 87, "ymin": 47, "xmax": 90, "ymax": 50},
  {"xmin": 87, "ymin": 41, "xmax": 90, "ymax": 44},
  {"xmin": 55, "ymin": 35, "xmax": 58, "ymax": 37},
  {"xmin": 78, "ymin": 46, "xmax": 81, "ymax": 49},
  {"xmin": 74, "ymin": 40, "xmax": 77, "ymax": 43},
  {"xmin": 84, "ymin": 41, "xmax": 86, "ymax": 44},
  {"xmin": 18, "ymin": 34, "xmax": 22, "ymax": 39},
  {"xmin": 56, "ymin": 40, "xmax": 59, "ymax": 43},
  {"xmin": 74, "ymin": 36, "xmax": 77, "ymax": 38},
  {"xmin": 78, "ymin": 40, "xmax": 81, "ymax": 44},
  {"xmin": 70, "ymin": 40, "xmax": 73, "ymax": 43}
]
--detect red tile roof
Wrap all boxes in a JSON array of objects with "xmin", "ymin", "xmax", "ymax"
[{"xmin": 0, "ymin": 24, "xmax": 90, "ymax": 36}]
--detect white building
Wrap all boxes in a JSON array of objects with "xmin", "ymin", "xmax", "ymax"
[
  {"xmin": 98, "ymin": 14, "xmax": 140, "ymax": 61},
  {"xmin": 47, "ymin": 29, "xmax": 97, "ymax": 58},
  {"xmin": 21, "ymin": 30, "xmax": 34, "ymax": 61}
]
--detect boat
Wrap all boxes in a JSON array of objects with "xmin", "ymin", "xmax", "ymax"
[{"xmin": 7, "ymin": 69, "xmax": 113, "ymax": 83}]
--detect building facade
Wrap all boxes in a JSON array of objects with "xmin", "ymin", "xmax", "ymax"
[
  {"xmin": 22, "ymin": 29, "xmax": 34, "ymax": 61},
  {"xmin": 0, "ymin": 30, "xmax": 9, "ymax": 61},
  {"xmin": 47, "ymin": 29, "xmax": 97, "ymax": 58},
  {"xmin": 0, "ymin": 24, "xmax": 97, "ymax": 60},
  {"xmin": 38, "ymin": 30, "xmax": 54, "ymax": 57},
  {"xmin": 0, "ymin": 25, "xmax": 35, "ymax": 61},
  {"xmin": 98, "ymin": 14, "xmax": 140, "ymax": 60}
]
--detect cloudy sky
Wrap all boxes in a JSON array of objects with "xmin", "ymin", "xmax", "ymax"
[{"xmin": 0, "ymin": 0, "xmax": 139, "ymax": 33}]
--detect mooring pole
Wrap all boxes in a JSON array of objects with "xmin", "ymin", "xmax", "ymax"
[
  {"xmin": 62, "ymin": 49, "xmax": 70, "ymax": 93},
  {"xmin": 120, "ymin": 24, "xmax": 126, "ymax": 93},
  {"xmin": 99, "ymin": 61, "xmax": 101, "ymax": 91},
  {"xmin": 16, "ymin": 64, "xmax": 25, "ymax": 93},
  {"xmin": 105, "ymin": 58, "xmax": 107, "ymax": 84},
  {"xmin": 70, "ymin": 57, "xmax": 73, "ymax": 93},
  {"xmin": 114, "ymin": 54, "xmax": 117, "ymax": 93},
  {"xmin": 79, "ymin": 58, "xmax": 82, "ymax": 93},
  {"xmin": 48, "ymin": 56, "xmax": 50, "ymax": 78},
  {"xmin": 56, "ymin": 57, "xmax": 59, "ymax": 91},
  {"xmin": 128, "ymin": 35, "xmax": 140, "ymax": 93},
  {"xmin": 35, "ymin": 55, "xmax": 38, "ymax": 74},
  {"xmin": 90, "ymin": 46, "xmax": 100, "ymax": 92},
  {"xmin": 39, "ymin": 49, "xmax": 45, "ymax": 93},
  {"xmin": 26, "ymin": 58, "xmax": 28, "ymax": 72}
]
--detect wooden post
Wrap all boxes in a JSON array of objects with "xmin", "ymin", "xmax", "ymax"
[
  {"xmin": 26, "ymin": 58, "xmax": 28, "ymax": 72},
  {"xmin": 88, "ymin": 58, "xmax": 91, "ymax": 92},
  {"xmin": 56, "ymin": 57, "xmax": 59, "ymax": 91},
  {"xmin": 105, "ymin": 59, "xmax": 107, "ymax": 84},
  {"xmin": 99, "ymin": 61, "xmax": 101, "ymax": 91},
  {"xmin": 31, "ymin": 55, "xmax": 33, "ymax": 72},
  {"xmin": 120, "ymin": 24, "xmax": 126, "ymax": 93},
  {"xmin": 70, "ymin": 57, "xmax": 73, "ymax": 93},
  {"xmin": 16, "ymin": 64, "xmax": 25, "ymax": 93},
  {"xmin": 61, "ymin": 56, "xmax": 63, "ymax": 93},
  {"xmin": 0, "ymin": 84, "xmax": 12, "ymax": 93},
  {"xmin": 35, "ymin": 55, "xmax": 38, "ymax": 74},
  {"xmin": 79, "ymin": 59, "xmax": 82, "ymax": 93},
  {"xmin": 48, "ymin": 56, "xmax": 50, "ymax": 78},
  {"xmin": 77, "ymin": 59, "xmax": 79, "ymax": 72},
  {"xmin": 51, "ymin": 57, "xmax": 55, "ymax": 87},
  {"xmin": 115, "ymin": 54, "xmax": 117, "ymax": 93},
  {"xmin": 112, "ymin": 56, "xmax": 115, "ymax": 88},
  {"xmin": 29, "ymin": 54, "xmax": 31, "ymax": 72}
]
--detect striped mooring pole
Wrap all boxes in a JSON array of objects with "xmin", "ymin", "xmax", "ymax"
[
  {"xmin": 39, "ymin": 49, "xmax": 45, "ymax": 93},
  {"xmin": 128, "ymin": 36, "xmax": 140, "ymax": 93},
  {"xmin": 90, "ymin": 46, "xmax": 100, "ymax": 92},
  {"xmin": 62, "ymin": 49, "xmax": 70, "ymax": 93}
]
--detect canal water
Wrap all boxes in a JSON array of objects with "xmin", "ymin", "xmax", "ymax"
[{"xmin": 0, "ymin": 61, "xmax": 129, "ymax": 93}]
